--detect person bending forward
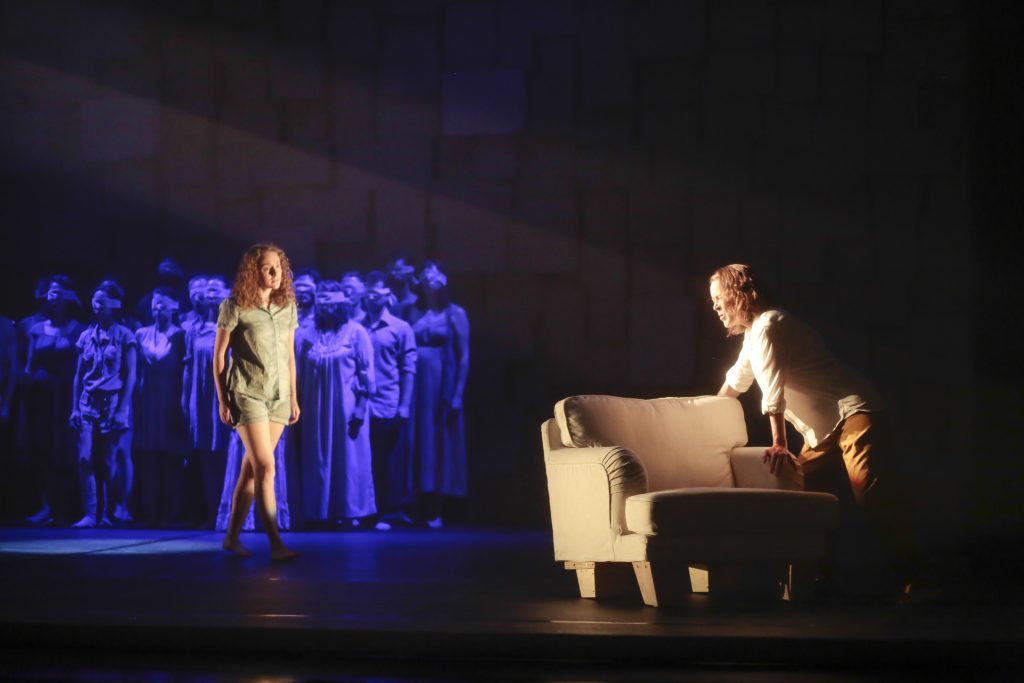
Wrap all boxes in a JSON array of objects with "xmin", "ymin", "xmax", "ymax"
[{"xmin": 709, "ymin": 264, "xmax": 917, "ymax": 593}]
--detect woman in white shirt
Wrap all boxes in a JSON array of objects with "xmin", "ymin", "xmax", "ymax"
[{"xmin": 710, "ymin": 263, "xmax": 917, "ymax": 595}]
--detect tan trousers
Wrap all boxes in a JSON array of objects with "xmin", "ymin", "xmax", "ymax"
[{"xmin": 799, "ymin": 412, "xmax": 917, "ymax": 581}]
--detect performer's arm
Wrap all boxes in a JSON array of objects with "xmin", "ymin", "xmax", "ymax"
[
  {"xmin": 288, "ymin": 330, "xmax": 300, "ymax": 425},
  {"xmin": 212, "ymin": 327, "xmax": 232, "ymax": 426},
  {"xmin": 397, "ymin": 326, "xmax": 416, "ymax": 419},
  {"xmin": 721, "ymin": 342, "xmax": 753, "ymax": 397},
  {"xmin": 756, "ymin": 324, "xmax": 797, "ymax": 475},
  {"xmin": 451, "ymin": 307, "xmax": 470, "ymax": 411},
  {"xmin": 24, "ymin": 331, "xmax": 36, "ymax": 376},
  {"xmin": 114, "ymin": 343, "xmax": 136, "ymax": 429},
  {"xmin": 69, "ymin": 354, "xmax": 84, "ymax": 429},
  {"xmin": 717, "ymin": 383, "xmax": 741, "ymax": 398}
]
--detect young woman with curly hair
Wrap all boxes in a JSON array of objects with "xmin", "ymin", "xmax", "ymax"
[
  {"xmin": 214, "ymin": 243, "xmax": 299, "ymax": 560},
  {"xmin": 709, "ymin": 263, "xmax": 920, "ymax": 598}
]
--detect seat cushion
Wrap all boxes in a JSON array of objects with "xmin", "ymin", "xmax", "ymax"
[
  {"xmin": 554, "ymin": 395, "xmax": 745, "ymax": 490},
  {"xmin": 625, "ymin": 487, "xmax": 839, "ymax": 536}
]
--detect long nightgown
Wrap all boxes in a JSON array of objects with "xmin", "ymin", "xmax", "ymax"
[
  {"xmin": 134, "ymin": 324, "xmax": 185, "ymax": 453},
  {"xmin": 183, "ymin": 320, "xmax": 230, "ymax": 453},
  {"xmin": 134, "ymin": 323, "xmax": 185, "ymax": 524},
  {"xmin": 20, "ymin": 318, "xmax": 85, "ymax": 520},
  {"xmin": 298, "ymin": 320, "xmax": 376, "ymax": 521},
  {"xmin": 183, "ymin": 319, "xmax": 230, "ymax": 524},
  {"xmin": 407, "ymin": 304, "xmax": 469, "ymax": 497}
]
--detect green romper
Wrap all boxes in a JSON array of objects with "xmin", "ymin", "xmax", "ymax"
[{"xmin": 217, "ymin": 297, "xmax": 298, "ymax": 427}]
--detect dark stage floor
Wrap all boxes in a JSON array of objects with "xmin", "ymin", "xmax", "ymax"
[{"xmin": 1, "ymin": 526, "xmax": 1021, "ymax": 682}]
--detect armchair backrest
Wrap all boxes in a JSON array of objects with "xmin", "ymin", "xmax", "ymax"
[{"xmin": 553, "ymin": 395, "xmax": 747, "ymax": 491}]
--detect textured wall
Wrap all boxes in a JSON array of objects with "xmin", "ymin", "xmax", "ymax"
[{"xmin": 0, "ymin": 1, "xmax": 971, "ymax": 535}]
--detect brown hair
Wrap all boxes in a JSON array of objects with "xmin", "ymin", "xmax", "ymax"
[
  {"xmin": 709, "ymin": 263, "xmax": 771, "ymax": 336},
  {"xmin": 230, "ymin": 243, "xmax": 295, "ymax": 309}
]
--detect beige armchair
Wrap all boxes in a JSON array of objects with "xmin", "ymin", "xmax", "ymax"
[{"xmin": 542, "ymin": 395, "xmax": 839, "ymax": 605}]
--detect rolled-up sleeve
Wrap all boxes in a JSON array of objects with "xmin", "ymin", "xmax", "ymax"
[
  {"xmin": 725, "ymin": 343, "xmax": 754, "ymax": 394},
  {"xmin": 754, "ymin": 322, "xmax": 787, "ymax": 415},
  {"xmin": 354, "ymin": 326, "xmax": 376, "ymax": 398},
  {"xmin": 399, "ymin": 324, "xmax": 417, "ymax": 376},
  {"xmin": 75, "ymin": 328, "xmax": 89, "ymax": 352}
]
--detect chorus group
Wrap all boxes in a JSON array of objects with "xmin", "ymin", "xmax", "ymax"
[{"xmin": 0, "ymin": 253, "xmax": 469, "ymax": 532}]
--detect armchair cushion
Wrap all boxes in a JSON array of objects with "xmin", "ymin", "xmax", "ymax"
[
  {"xmin": 624, "ymin": 487, "xmax": 839, "ymax": 537},
  {"xmin": 730, "ymin": 447, "xmax": 805, "ymax": 490},
  {"xmin": 555, "ymin": 395, "xmax": 744, "ymax": 491}
]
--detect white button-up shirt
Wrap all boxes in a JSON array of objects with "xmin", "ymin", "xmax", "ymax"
[{"xmin": 725, "ymin": 309, "xmax": 882, "ymax": 448}]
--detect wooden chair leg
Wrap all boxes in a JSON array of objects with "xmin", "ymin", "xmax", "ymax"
[
  {"xmin": 564, "ymin": 561, "xmax": 636, "ymax": 599},
  {"xmin": 688, "ymin": 564, "xmax": 709, "ymax": 593},
  {"xmin": 565, "ymin": 561, "xmax": 597, "ymax": 598},
  {"xmin": 632, "ymin": 561, "xmax": 691, "ymax": 607}
]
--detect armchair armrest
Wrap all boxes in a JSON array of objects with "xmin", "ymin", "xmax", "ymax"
[
  {"xmin": 545, "ymin": 446, "xmax": 647, "ymax": 561},
  {"xmin": 729, "ymin": 446, "xmax": 804, "ymax": 491}
]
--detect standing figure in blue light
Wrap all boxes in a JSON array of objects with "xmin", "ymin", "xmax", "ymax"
[
  {"xmin": 182, "ymin": 275, "xmax": 232, "ymax": 528},
  {"xmin": 14, "ymin": 276, "xmax": 51, "ymax": 520},
  {"xmin": 134, "ymin": 258, "xmax": 187, "ymax": 326},
  {"xmin": 97, "ymin": 278, "xmax": 140, "ymax": 525},
  {"xmin": 134, "ymin": 288, "xmax": 186, "ymax": 527},
  {"xmin": 362, "ymin": 270, "xmax": 416, "ymax": 531},
  {"xmin": 407, "ymin": 262, "xmax": 469, "ymax": 528},
  {"xmin": 16, "ymin": 277, "xmax": 52, "ymax": 374},
  {"xmin": 0, "ymin": 313, "xmax": 14, "ymax": 427},
  {"xmin": 69, "ymin": 281, "xmax": 137, "ymax": 528},
  {"xmin": 297, "ymin": 279, "xmax": 376, "ymax": 529},
  {"xmin": 340, "ymin": 271, "xmax": 368, "ymax": 325},
  {"xmin": 179, "ymin": 275, "xmax": 208, "ymax": 336},
  {"xmin": 22, "ymin": 276, "xmax": 84, "ymax": 526},
  {"xmin": 282, "ymin": 267, "xmax": 319, "ymax": 525},
  {"xmin": 292, "ymin": 268, "xmax": 319, "ymax": 339},
  {"xmin": 0, "ymin": 311, "xmax": 17, "ymax": 520},
  {"xmin": 385, "ymin": 255, "xmax": 418, "ymax": 321},
  {"xmin": 216, "ymin": 243, "xmax": 299, "ymax": 560}
]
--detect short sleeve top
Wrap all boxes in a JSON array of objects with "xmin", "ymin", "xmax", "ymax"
[
  {"xmin": 364, "ymin": 310, "xmax": 417, "ymax": 418},
  {"xmin": 217, "ymin": 297, "xmax": 298, "ymax": 401},
  {"xmin": 75, "ymin": 323, "xmax": 137, "ymax": 394}
]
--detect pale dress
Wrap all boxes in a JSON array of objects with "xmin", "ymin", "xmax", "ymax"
[{"xmin": 298, "ymin": 320, "xmax": 376, "ymax": 521}]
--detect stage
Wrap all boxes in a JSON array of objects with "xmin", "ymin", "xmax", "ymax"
[{"xmin": 1, "ymin": 526, "xmax": 1021, "ymax": 681}]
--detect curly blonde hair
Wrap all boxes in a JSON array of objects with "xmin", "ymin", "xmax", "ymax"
[
  {"xmin": 231, "ymin": 243, "xmax": 295, "ymax": 309},
  {"xmin": 709, "ymin": 264, "xmax": 772, "ymax": 336}
]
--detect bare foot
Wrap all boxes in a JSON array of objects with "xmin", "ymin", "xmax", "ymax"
[
  {"xmin": 223, "ymin": 538, "xmax": 252, "ymax": 557},
  {"xmin": 270, "ymin": 547, "xmax": 299, "ymax": 562}
]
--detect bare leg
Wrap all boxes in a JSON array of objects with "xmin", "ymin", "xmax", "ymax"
[
  {"xmin": 223, "ymin": 456, "xmax": 255, "ymax": 557},
  {"xmin": 115, "ymin": 429, "xmax": 134, "ymax": 521},
  {"xmin": 73, "ymin": 429, "xmax": 97, "ymax": 527},
  {"xmin": 235, "ymin": 421, "xmax": 296, "ymax": 560},
  {"xmin": 99, "ymin": 432, "xmax": 118, "ymax": 525}
]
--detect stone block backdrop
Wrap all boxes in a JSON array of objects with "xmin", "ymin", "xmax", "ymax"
[{"xmin": 0, "ymin": 1, "xmax": 979, "ymax": 546}]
